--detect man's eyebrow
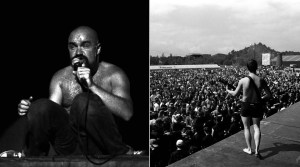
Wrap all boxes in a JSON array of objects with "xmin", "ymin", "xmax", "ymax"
[
  {"xmin": 68, "ymin": 42, "xmax": 77, "ymax": 46},
  {"xmin": 81, "ymin": 41, "xmax": 92, "ymax": 45},
  {"xmin": 68, "ymin": 41, "xmax": 92, "ymax": 47}
]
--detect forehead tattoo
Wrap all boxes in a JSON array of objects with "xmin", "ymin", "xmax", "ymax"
[
  {"xmin": 69, "ymin": 28, "xmax": 98, "ymax": 44},
  {"xmin": 73, "ymin": 33, "xmax": 86, "ymax": 43},
  {"xmin": 70, "ymin": 32, "xmax": 89, "ymax": 44}
]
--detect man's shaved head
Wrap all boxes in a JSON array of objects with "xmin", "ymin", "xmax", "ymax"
[
  {"xmin": 68, "ymin": 26, "xmax": 101, "ymax": 74},
  {"xmin": 68, "ymin": 26, "xmax": 99, "ymax": 44}
]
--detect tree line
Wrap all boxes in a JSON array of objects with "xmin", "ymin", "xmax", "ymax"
[{"xmin": 150, "ymin": 43, "xmax": 300, "ymax": 66}]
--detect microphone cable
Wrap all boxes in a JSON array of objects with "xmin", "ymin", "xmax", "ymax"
[{"xmin": 71, "ymin": 56, "xmax": 128, "ymax": 164}]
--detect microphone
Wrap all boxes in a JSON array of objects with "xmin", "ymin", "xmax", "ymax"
[
  {"xmin": 71, "ymin": 55, "xmax": 89, "ymax": 90},
  {"xmin": 79, "ymin": 77, "xmax": 88, "ymax": 89},
  {"xmin": 71, "ymin": 54, "xmax": 87, "ymax": 71}
]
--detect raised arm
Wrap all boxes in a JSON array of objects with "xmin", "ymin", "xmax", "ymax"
[{"xmin": 226, "ymin": 79, "xmax": 243, "ymax": 97}]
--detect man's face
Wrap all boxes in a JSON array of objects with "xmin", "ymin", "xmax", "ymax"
[{"xmin": 68, "ymin": 30, "xmax": 100, "ymax": 69}]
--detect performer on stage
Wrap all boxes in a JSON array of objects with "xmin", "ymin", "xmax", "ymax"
[
  {"xmin": 226, "ymin": 59, "xmax": 272, "ymax": 159},
  {"xmin": 17, "ymin": 26, "xmax": 133, "ymax": 156}
]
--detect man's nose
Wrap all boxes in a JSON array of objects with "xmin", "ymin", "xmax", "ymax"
[{"xmin": 75, "ymin": 47, "xmax": 83, "ymax": 55}]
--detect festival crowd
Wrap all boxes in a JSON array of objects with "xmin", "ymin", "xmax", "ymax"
[{"xmin": 149, "ymin": 66, "xmax": 299, "ymax": 166}]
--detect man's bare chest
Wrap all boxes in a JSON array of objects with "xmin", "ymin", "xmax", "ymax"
[{"xmin": 60, "ymin": 75, "xmax": 111, "ymax": 108}]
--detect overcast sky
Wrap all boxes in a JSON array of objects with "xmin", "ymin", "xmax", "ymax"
[{"xmin": 150, "ymin": 0, "xmax": 300, "ymax": 56}]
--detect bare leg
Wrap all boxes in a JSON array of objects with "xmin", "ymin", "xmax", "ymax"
[
  {"xmin": 252, "ymin": 117, "xmax": 261, "ymax": 154},
  {"xmin": 241, "ymin": 116, "xmax": 252, "ymax": 153}
]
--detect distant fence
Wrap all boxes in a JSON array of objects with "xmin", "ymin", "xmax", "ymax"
[{"xmin": 150, "ymin": 64, "xmax": 221, "ymax": 70}]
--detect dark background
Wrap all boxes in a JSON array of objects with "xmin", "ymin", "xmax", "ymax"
[{"xmin": 0, "ymin": 2, "xmax": 149, "ymax": 152}]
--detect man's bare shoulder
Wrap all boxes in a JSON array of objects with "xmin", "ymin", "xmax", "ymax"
[
  {"xmin": 98, "ymin": 61, "xmax": 127, "ymax": 78},
  {"xmin": 240, "ymin": 77, "xmax": 249, "ymax": 82}
]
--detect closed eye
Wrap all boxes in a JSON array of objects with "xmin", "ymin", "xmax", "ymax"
[
  {"xmin": 82, "ymin": 42, "xmax": 92, "ymax": 48},
  {"xmin": 68, "ymin": 43, "xmax": 77, "ymax": 50}
]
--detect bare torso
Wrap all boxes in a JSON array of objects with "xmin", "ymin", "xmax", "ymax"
[
  {"xmin": 55, "ymin": 62, "xmax": 117, "ymax": 113},
  {"xmin": 241, "ymin": 74, "xmax": 263, "ymax": 103}
]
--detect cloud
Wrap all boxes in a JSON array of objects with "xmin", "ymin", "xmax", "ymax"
[{"xmin": 150, "ymin": 0, "xmax": 300, "ymax": 55}]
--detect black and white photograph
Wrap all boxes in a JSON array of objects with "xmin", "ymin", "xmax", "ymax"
[
  {"xmin": 150, "ymin": 0, "xmax": 300, "ymax": 166},
  {"xmin": 0, "ymin": 1, "xmax": 149, "ymax": 166}
]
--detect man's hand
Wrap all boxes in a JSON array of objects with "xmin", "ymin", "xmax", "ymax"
[
  {"xmin": 73, "ymin": 64, "xmax": 93, "ymax": 88},
  {"xmin": 18, "ymin": 96, "xmax": 33, "ymax": 116}
]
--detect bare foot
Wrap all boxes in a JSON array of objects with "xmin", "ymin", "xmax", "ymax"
[{"xmin": 243, "ymin": 148, "xmax": 252, "ymax": 155}]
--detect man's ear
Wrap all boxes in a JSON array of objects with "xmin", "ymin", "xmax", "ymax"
[{"xmin": 97, "ymin": 43, "xmax": 101, "ymax": 55}]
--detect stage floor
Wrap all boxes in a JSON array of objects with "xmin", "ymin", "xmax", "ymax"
[
  {"xmin": 169, "ymin": 102, "xmax": 300, "ymax": 167},
  {"xmin": 0, "ymin": 155, "xmax": 149, "ymax": 167}
]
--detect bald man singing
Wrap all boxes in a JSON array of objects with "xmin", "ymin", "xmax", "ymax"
[{"xmin": 17, "ymin": 26, "xmax": 133, "ymax": 156}]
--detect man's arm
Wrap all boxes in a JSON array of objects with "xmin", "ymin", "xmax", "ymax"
[
  {"xmin": 89, "ymin": 70, "xmax": 133, "ymax": 121},
  {"xmin": 226, "ymin": 79, "xmax": 243, "ymax": 97},
  {"xmin": 261, "ymin": 79, "xmax": 272, "ymax": 101},
  {"xmin": 49, "ymin": 72, "xmax": 63, "ymax": 105}
]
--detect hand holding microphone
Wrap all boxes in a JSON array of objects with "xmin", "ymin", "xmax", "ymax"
[
  {"xmin": 74, "ymin": 64, "xmax": 92, "ymax": 88},
  {"xmin": 71, "ymin": 55, "xmax": 92, "ymax": 89}
]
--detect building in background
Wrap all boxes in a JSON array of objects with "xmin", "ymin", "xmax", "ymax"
[{"xmin": 271, "ymin": 55, "xmax": 300, "ymax": 68}]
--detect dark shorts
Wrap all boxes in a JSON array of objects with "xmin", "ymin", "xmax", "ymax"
[{"xmin": 240, "ymin": 102, "xmax": 264, "ymax": 118}]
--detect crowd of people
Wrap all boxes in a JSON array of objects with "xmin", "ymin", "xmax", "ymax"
[{"xmin": 149, "ymin": 66, "xmax": 299, "ymax": 167}]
